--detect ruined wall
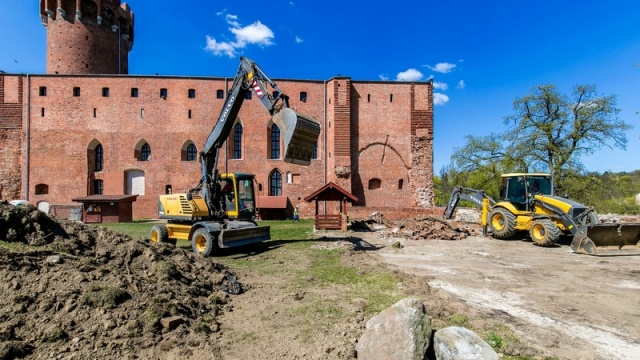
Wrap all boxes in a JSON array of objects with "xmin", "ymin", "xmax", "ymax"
[
  {"xmin": 349, "ymin": 81, "xmax": 434, "ymax": 209},
  {"xmin": 0, "ymin": 75, "xmax": 24, "ymax": 201}
]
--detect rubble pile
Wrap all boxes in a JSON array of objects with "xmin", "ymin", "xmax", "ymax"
[
  {"xmin": 351, "ymin": 213, "xmax": 482, "ymax": 241},
  {"xmin": 0, "ymin": 201, "xmax": 235, "ymax": 359}
]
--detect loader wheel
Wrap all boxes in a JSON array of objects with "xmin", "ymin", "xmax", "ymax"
[
  {"xmin": 489, "ymin": 208, "xmax": 517, "ymax": 239},
  {"xmin": 150, "ymin": 224, "xmax": 169, "ymax": 243},
  {"xmin": 192, "ymin": 228, "xmax": 216, "ymax": 257},
  {"xmin": 529, "ymin": 219, "xmax": 561, "ymax": 247}
]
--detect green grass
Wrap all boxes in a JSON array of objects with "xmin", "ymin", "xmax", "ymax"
[{"xmin": 96, "ymin": 220, "xmax": 156, "ymax": 240}]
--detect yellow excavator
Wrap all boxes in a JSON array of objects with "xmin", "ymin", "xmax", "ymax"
[
  {"xmin": 443, "ymin": 173, "xmax": 640, "ymax": 256},
  {"xmin": 150, "ymin": 57, "xmax": 321, "ymax": 256}
]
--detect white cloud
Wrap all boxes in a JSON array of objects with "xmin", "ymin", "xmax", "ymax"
[
  {"xmin": 427, "ymin": 62, "xmax": 456, "ymax": 74},
  {"xmin": 396, "ymin": 68, "xmax": 423, "ymax": 81},
  {"xmin": 433, "ymin": 81, "xmax": 448, "ymax": 90},
  {"xmin": 457, "ymin": 80, "xmax": 465, "ymax": 89},
  {"xmin": 205, "ymin": 14, "xmax": 275, "ymax": 57},
  {"xmin": 433, "ymin": 93, "xmax": 449, "ymax": 106},
  {"xmin": 295, "ymin": 36, "xmax": 303, "ymax": 44},
  {"xmin": 379, "ymin": 74, "xmax": 390, "ymax": 81}
]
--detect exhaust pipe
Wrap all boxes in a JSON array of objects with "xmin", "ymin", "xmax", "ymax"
[{"xmin": 271, "ymin": 108, "xmax": 321, "ymax": 166}]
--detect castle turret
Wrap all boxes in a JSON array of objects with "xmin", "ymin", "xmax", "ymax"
[{"xmin": 40, "ymin": 0, "xmax": 134, "ymax": 75}]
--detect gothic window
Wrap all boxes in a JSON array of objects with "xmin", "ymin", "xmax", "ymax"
[
  {"xmin": 270, "ymin": 124, "xmax": 280, "ymax": 159},
  {"xmin": 95, "ymin": 144, "xmax": 103, "ymax": 171},
  {"xmin": 186, "ymin": 144, "xmax": 197, "ymax": 161},
  {"xmin": 269, "ymin": 170, "xmax": 282, "ymax": 196},
  {"xmin": 233, "ymin": 123, "xmax": 243, "ymax": 159}
]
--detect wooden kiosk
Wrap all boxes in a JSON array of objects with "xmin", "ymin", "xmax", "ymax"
[{"xmin": 304, "ymin": 182, "xmax": 358, "ymax": 231}]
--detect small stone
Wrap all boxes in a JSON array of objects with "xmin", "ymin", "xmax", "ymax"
[{"xmin": 160, "ymin": 316, "xmax": 184, "ymax": 330}]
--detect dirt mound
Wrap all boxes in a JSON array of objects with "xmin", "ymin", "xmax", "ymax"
[
  {"xmin": 352, "ymin": 214, "xmax": 482, "ymax": 241},
  {"xmin": 0, "ymin": 202, "xmax": 236, "ymax": 359}
]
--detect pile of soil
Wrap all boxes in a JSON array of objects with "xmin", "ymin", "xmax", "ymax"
[
  {"xmin": 0, "ymin": 201, "xmax": 236, "ymax": 359},
  {"xmin": 351, "ymin": 214, "xmax": 482, "ymax": 241}
]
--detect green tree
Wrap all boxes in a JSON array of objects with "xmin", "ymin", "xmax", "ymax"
[
  {"xmin": 447, "ymin": 84, "xmax": 633, "ymax": 197},
  {"xmin": 504, "ymin": 84, "xmax": 632, "ymax": 190}
]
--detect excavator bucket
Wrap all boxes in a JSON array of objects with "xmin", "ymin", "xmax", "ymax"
[
  {"xmin": 271, "ymin": 108, "xmax": 321, "ymax": 166},
  {"xmin": 571, "ymin": 223, "xmax": 640, "ymax": 256}
]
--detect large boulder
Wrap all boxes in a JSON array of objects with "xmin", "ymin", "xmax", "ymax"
[
  {"xmin": 355, "ymin": 297, "xmax": 432, "ymax": 360},
  {"xmin": 433, "ymin": 326, "xmax": 498, "ymax": 360}
]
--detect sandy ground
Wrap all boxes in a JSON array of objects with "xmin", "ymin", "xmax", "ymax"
[{"xmin": 367, "ymin": 233, "xmax": 640, "ymax": 360}]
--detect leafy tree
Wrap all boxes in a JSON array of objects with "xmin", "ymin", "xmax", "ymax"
[
  {"xmin": 504, "ymin": 84, "xmax": 632, "ymax": 189},
  {"xmin": 447, "ymin": 84, "xmax": 633, "ymax": 197}
]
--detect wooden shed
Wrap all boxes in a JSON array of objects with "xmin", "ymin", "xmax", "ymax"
[
  {"xmin": 71, "ymin": 195, "xmax": 138, "ymax": 223},
  {"xmin": 304, "ymin": 182, "xmax": 358, "ymax": 231}
]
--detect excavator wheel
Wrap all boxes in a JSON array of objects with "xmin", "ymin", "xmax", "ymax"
[
  {"xmin": 192, "ymin": 228, "xmax": 217, "ymax": 257},
  {"xmin": 150, "ymin": 224, "xmax": 169, "ymax": 243},
  {"xmin": 489, "ymin": 208, "xmax": 517, "ymax": 239},
  {"xmin": 529, "ymin": 219, "xmax": 561, "ymax": 247}
]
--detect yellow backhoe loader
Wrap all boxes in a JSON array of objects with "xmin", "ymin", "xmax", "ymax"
[{"xmin": 444, "ymin": 173, "xmax": 640, "ymax": 256}]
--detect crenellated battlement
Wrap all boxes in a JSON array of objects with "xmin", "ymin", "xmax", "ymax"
[{"xmin": 40, "ymin": 0, "xmax": 135, "ymax": 74}]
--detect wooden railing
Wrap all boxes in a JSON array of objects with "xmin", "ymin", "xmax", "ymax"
[{"xmin": 315, "ymin": 214, "xmax": 342, "ymax": 230}]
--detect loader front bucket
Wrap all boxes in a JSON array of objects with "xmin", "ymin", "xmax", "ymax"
[
  {"xmin": 271, "ymin": 108, "xmax": 321, "ymax": 166},
  {"xmin": 571, "ymin": 223, "xmax": 640, "ymax": 256}
]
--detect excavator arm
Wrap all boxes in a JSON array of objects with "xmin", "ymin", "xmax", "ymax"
[{"xmin": 194, "ymin": 57, "xmax": 321, "ymax": 216}]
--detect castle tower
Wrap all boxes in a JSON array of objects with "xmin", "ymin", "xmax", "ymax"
[{"xmin": 40, "ymin": 0, "xmax": 134, "ymax": 75}]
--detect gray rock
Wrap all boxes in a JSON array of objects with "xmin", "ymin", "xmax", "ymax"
[
  {"xmin": 45, "ymin": 255, "xmax": 62, "ymax": 264},
  {"xmin": 355, "ymin": 297, "xmax": 431, "ymax": 360},
  {"xmin": 434, "ymin": 326, "xmax": 498, "ymax": 360}
]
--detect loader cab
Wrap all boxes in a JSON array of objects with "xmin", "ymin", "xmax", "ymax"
[
  {"xmin": 500, "ymin": 173, "xmax": 552, "ymax": 211},
  {"xmin": 220, "ymin": 173, "xmax": 258, "ymax": 221}
]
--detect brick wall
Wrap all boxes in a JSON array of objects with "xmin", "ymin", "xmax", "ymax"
[
  {"xmin": 0, "ymin": 75, "xmax": 24, "ymax": 201},
  {"xmin": 1, "ymin": 74, "xmax": 434, "ymax": 219}
]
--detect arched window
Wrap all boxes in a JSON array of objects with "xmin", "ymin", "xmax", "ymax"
[
  {"xmin": 141, "ymin": 143, "xmax": 151, "ymax": 161},
  {"xmin": 233, "ymin": 123, "xmax": 243, "ymax": 159},
  {"xmin": 186, "ymin": 144, "xmax": 197, "ymax": 161},
  {"xmin": 35, "ymin": 184, "xmax": 49, "ymax": 195},
  {"xmin": 269, "ymin": 170, "xmax": 282, "ymax": 196},
  {"xmin": 95, "ymin": 144, "xmax": 103, "ymax": 171},
  {"xmin": 270, "ymin": 124, "xmax": 280, "ymax": 159}
]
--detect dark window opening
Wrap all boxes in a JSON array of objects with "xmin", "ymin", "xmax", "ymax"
[
  {"xmin": 368, "ymin": 178, "xmax": 382, "ymax": 190},
  {"xmin": 41, "ymin": 108, "xmax": 45, "ymax": 117},
  {"xmin": 188, "ymin": 109, "xmax": 192, "ymax": 119},
  {"xmin": 165, "ymin": 185, "xmax": 172, "ymax": 194},
  {"xmin": 131, "ymin": 88, "xmax": 138, "ymax": 97},
  {"xmin": 93, "ymin": 179, "xmax": 103, "ymax": 195},
  {"xmin": 233, "ymin": 123, "xmax": 242, "ymax": 159},
  {"xmin": 272, "ymin": 90, "xmax": 280, "ymax": 99},
  {"xmin": 102, "ymin": 87, "xmax": 109, "ymax": 97},
  {"xmin": 245, "ymin": 91, "xmax": 252, "ymax": 100},
  {"xmin": 160, "ymin": 88, "xmax": 167, "ymax": 99},
  {"xmin": 312, "ymin": 142, "xmax": 318, "ymax": 159},
  {"xmin": 39, "ymin": 87, "xmax": 46, "ymax": 96},
  {"xmin": 300, "ymin": 91, "xmax": 307, "ymax": 102},
  {"xmin": 141, "ymin": 143, "xmax": 151, "ymax": 161},
  {"xmin": 95, "ymin": 144, "xmax": 103, "ymax": 172},
  {"xmin": 269, "ymin": 171, "xmax": 282, "ymax": 196},
  {"xmin": 216, "ymin": 89, "xmax": 224, "ymax": 99},
  {"xmin": 73, "ymin": 87, "xmax": 81, "ymax": 97},
  {"xmin": 398, "ymin": 179, "xmax": 404, "ymax": 190},
  {"xmin": 270, "ymin": 124, "xmax": 280, "ymax": 159},
  {"xmin": 188, "ymin": 89, "xmax": 196, "ymax": 98},
  {"xmin": 367, "ymin": 94, "xmax": 371, "ymax": 102},
  {"xmin": 93, "ymin": 108, "xmax": 97, "ymax": 118},
  {"xmin": 35, "ymin": 184, "xmax": 49, "ymax": 195},
  {"xmin": 186, "ymin": 144, "xmax": 197, "ymax": 161},
  {"xmin": 390, "ymin": 94, "xmax": 393, "ymax": 102}
]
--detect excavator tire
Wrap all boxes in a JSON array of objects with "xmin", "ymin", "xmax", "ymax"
[
  {"xmin": 192, "ymin": 228, "xmax": 216, "ymax": 257},
  {"xmin": 489, "ymin": 208, "xmax": 517, "ymax": 239},
  {"xmin": 529, "ymin": 219, "xmax": 561, "ymax": 247},
  {"xmin": 150, "ymin": 224, "xmax": 169, "ymax": 243}
]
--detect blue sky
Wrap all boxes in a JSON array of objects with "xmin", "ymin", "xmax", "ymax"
[{"xmin": 1, "ymin": 1, "xmax": 639, "ymax": 174}]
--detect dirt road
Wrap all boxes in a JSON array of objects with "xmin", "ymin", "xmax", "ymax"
[{"xmin": 368, "ymin": 234, "xmax": 640, "ymax": 360}]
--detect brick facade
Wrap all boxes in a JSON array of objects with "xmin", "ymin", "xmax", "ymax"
[{"xmin": 0, "ymin": 1, "xmax": 434, "ymax": 220}]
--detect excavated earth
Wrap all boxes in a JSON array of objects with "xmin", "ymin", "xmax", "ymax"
[
  {"xmin": 3, "ymin": 201, "xmax": 640, "ymax": 360},
  {"xmin": 0, "ymin": 202, "xmax": 236, "ymax": 359}
]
